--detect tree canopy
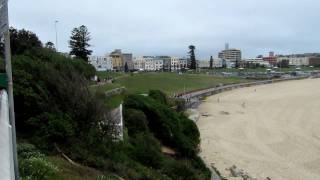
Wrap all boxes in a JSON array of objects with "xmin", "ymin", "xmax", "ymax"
[
  {"xmin": 9, "ymin": 28, "xmax": 43, "ymax": 55},
  {"xmin": 44, "ymin": 41, "xmax": 56, "ymax": 51},
  {"xmin": 69, "ymin": 25, "xmax": 92, "ymax": 61},
  {"xmin": 189, "ymin": 45, "xmax": 196, "ymax": 69},
  {"xmin": 210, "ymin": 56, "xmax": 213, "ymax": 69}
]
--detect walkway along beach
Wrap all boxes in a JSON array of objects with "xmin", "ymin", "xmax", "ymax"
[{"xmin": 197, "ymin": 78, "xmax": 320, "ymax": 180}]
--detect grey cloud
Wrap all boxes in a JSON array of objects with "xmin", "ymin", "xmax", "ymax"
[{"xmin": 9, "ymin": 0, "xmax": 320, "ymax": 59}]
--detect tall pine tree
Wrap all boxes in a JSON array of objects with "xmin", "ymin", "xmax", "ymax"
[
  {"xmin": 124, "ymin": 62, "xmax": 129, "ymax": 73},
  {"xmin": 209, "ymin": 56, "xmax": 213, "ymax": 69},
  {"xmin": 189, "ymin": 45, "xmax": 196, "ymax": 69},
  {"xmin": 69, "ymin": 25, "xmax": 92, "ymax": 61}
]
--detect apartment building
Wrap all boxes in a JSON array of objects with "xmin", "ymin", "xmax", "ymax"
[
  {"xmin": 133, "ymin": 56, "xmax": 191, "ymax": 71},
  {"xmin": 154, "ymin": 58, "xmax": 163, "ymax": 71},
  {"xmin": 133, "ymin": 56, "xmax": 164, "ymax": 71},
  {"xmin": 122, "ymin": 53, "xmax": 134, "ymax": 70},
  {"xmin": 218, "ymin": 45, "xmax": 242, "ymax": 67},
  {"xmin": 198, "ymin": 61, "xmax": 210, "ymax": 68},
  {"xmin": 133, "ymin": 57, "xmax": 146, "ymax": 70},
  {"xmin": 170, "ymin": 57, "xmax": 180, "ymax": 71},
  {"xmin": 212, "ymin": 58, "xmax": 224, "ymax": 68},
  {"xmin": 277, "ymin": 55, "xmax": 320, "ymax": 66},
  {"xmin": 110, "ymin": 49, "xmax": 123, "ymax": 71},
  {"xmin": 242, "ymin": 58, "xmax": 270, "ymax": 67},
  {"xmin": 109, "ymin": 49, "xmax": 133, "ymax": 71},
  {"xmin": 179, "ymin": 58, "xmax": 188, "ymax": 69},
  {"xmin": 88, "ymin": 56, "xmax": 113, "ymax": 71}
]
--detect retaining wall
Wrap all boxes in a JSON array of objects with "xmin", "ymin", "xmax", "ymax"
[{"xmin": 180, "ymin": 76, "xmax": 308, "ymax": 109}]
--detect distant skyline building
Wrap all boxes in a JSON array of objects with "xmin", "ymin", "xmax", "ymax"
[
  {"xmin": 218, "ymin": 44, "xmax": 242, "ymax": 67},
  {"xmin": 88, "ymin": 56, "xmax": 113, "ymax": 71},
  {"xmin": 262, "ymin": 51, "xmax": 277, "ymax": 66},
  {"xmin": 109, "ymin": 49, "xmax": 133, "ymax": 71}
]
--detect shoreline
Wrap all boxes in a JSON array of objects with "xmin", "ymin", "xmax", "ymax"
[{"xmin": 196, "ymin": 78, "xmax": 320, "ymax": 180}]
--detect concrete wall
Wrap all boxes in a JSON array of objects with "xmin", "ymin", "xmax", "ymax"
[{"xmin": 179, "ymin": 77, "xmax": 308, "ymax": 109}]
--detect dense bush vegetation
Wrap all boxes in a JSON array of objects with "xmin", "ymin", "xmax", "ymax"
[
  {"xmin": 123, "ymin": 92, "xmax": 211, "ymax": 179},
  {"xmin": 124, "ymin": 94, "xmax": 200, "ymax": 157},
  {"xmin": 10, "ymin": 27, "xmax": 211, "ymax": 179},
  {"xmin": 18, "ymin": 143, "xmax": 58, "ymax": 180}
]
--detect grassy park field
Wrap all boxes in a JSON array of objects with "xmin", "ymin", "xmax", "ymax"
[
  {"xmin": 96, "ymin": 72, "xmax": 249, "ymax": 95},
  {"xmin": 91, "ymin": 72, "xmax": 249, "ymax": 108}
]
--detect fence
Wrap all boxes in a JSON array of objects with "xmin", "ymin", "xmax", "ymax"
[{"xmin": 0, "ymin": 90, "xmax": 14, "ymax": 180}]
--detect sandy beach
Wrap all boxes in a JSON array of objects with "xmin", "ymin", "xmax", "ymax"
[{"xmin": 197, "ymin": 78, "xmax": 320, "ymax": 180}]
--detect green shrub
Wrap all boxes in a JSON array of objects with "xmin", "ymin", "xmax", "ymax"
[
  {"xmin": 129, "ymin": 133, "xmax": 163, "ymax": 168},
  {"xmin": 149, "ymin": 90, "xmax": 168, "ymax": 105},
  {"xmin": 123, "ymin": 108, "xmax": 148, "ymax": 136},
  {"xmin": 19, "ymin": 156, "xmax": 58, "ymax": 180},
  {"xmin": 18, "ymin": 143, "xmax": 44, "ymax": 159},
  {"xmin": 123, "ymin": 94, "xmax": 200, "ymax": 157},
  {"xmin": 27, "ymin": 112, "xmax": 75, "ymax": 144},
  {"xmin": 18, "ymin": 143, "xmax": 58, "ymax": 180}
]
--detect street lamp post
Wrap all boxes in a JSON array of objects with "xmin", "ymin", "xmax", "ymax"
[{"xmin": 54, "ymin": 20, "xmax": 58, "ymax": 52}]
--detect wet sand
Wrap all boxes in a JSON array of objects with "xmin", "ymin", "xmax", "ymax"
[{"xmin": 197, "ymin": 78, "xmax": 320, "ymax": 180}]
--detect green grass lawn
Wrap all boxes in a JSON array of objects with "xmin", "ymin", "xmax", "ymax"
[
  {"xmin": 92, "ymin": 72, "xmax": 249, "ymax": 108},
  {"xmin": 90, "ymin": 83, "xmax": 123, "ymax": 93},
  {"xmin": 96, "ymin": 71, "xmax": 127, "ymax": 79},
  {"xmin": 113, "ymin": 72, "xmax": 248, "ymax": 95}
]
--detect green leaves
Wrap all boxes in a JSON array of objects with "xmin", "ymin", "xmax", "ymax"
[
  {"xmin": 18, "ymin": 143, "xmax": 58, "ymax": 180},
  {"xmin": 69, "ymin": 25, "xmax": 92, "ymax": 61}
]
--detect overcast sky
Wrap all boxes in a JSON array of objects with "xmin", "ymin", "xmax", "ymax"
[{"xmin": 9, "ymin": 0, "xmax": 320, "ymax": 59}]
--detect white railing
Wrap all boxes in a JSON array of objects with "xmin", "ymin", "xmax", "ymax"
[{"xmin": 0, "ymin": 90, "xmax": 14, "ymax": 180}]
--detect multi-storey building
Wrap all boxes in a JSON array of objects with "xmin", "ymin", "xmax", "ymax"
[
  {"xmin": 154, "ymin": 58, "xmax": 163, "ymax": 71},
  {"xmin": 159, "ymin": 56, "xmax": 172, "ymax": 71},
  {"xmin": 277, "ymin": 56, "xmax": 320, "ymax": 66},
  {"xmin": 309, "ymin": 57, "xmax": 320, "ymax": 66},
  {"xmin": 133, "ymin": 56, "xmax": 164, "ymax": 71},
  {"xmin": 144, "ymin": 58, "xmax": 155, "ymax": 71},
  {"xmin": 109, "ymin": 49, "xmax": 133, "ymax": 71},
  {"xmin": 218, "ymin": 45, "xmax": 242, "ymax": 67},
  {"xmin": 212, "ymin": 58, "xmax": 224, "ymax": 68},
  {"xmin": 122, "ymin": 53, "xmax": 134, "ymax": 70},
  {"xmin": 263, "ymin": 52, "xmax": 277, "ymax": 66},
  {"xmin": 133, "ymin": 57, "xmax": 146, "ymax": 70},
  {"xmin": 242, "ymin": 58, "xmax": 270, "ymax": 67},
  {"xmin": 170, "ymin": 57, "xmax": 180, "ymax": 71},
  {"xmin": 88, "ymin": 56, "xmax": 113, "ymax": 71},
  {"xmin": 110, "ymin": 49, "xmax": 123, "ymax": 71},
  {"xmin": 198, "ymin": 61, "xmax": 210, "ymax": 68},
  {"xmin": 179, "ymin": 58, "xmax": 188, "ymax": 69}
]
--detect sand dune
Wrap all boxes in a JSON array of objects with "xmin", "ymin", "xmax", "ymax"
[{"xmin": 197, "ymin": 78, "xmax": 320, "ymax": 180}]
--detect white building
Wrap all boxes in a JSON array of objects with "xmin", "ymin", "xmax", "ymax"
[
  {"xmin": 179, "ymin": 58, "xmax": 188, "ymax": 69},
  {"xmin": 144, "ymin": 57, "xmax": 156, "ymax": 71},
  {"xmin": 133, "ymin": 57, "xmax": 146, "ymax": 70},
  {"xmin": 133, "ymin": 56, "xmax": 194, "ymax": 71},
  {"xmin": 88, "ymin": 56, "xmax": 113, "ymax": 71},
  {"xmin": 277, "ymin": 56, "xmax": 309, "ymax": 66},
  {"xmin": 170, "ymin": 57, "xmax": 180, "ymax": 70},
  {"xmin": 212, "ymin": 58, "xmax": 224, "ymax": 68},
  {"xmin": 154, "ymin": 59, "xmax": 163, "ymax": 71},
  {"xmin": 243, "ymin": 58, "xmax": 270, "ymax": 67},
  {"xmin": 198, "ymin": 61, "xmax": 210, "ymax": 68},
  {"xmin": 218, "ymin": 48, "xmax": 241, "ymax": 67}
]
